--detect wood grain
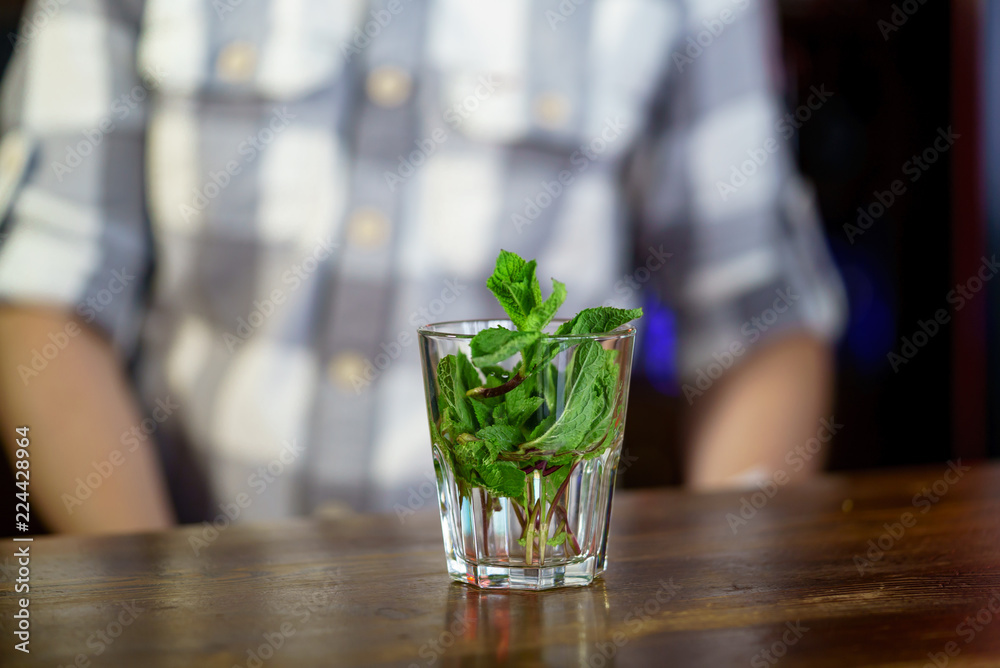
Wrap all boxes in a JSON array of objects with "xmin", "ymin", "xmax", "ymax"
[{"xmin": 2, "ymin": 463, "xmax": 1000, "ymax": 667}]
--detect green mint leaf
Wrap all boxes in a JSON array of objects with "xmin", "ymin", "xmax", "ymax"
[
  {"xmin": 470, "ymin": 326, "xmax": 541, "ymax": 366},
  {"xmin": 480, "ymin": 460, "xmax": 526, "ymax": 501},
  {"xmin": 437, "ymin": 353, "xmax": 480, "ymax": 436},
  {"xmin": 470, "ymin": 397, "xmax": 494, "ymax": 430},
  {"xmin": 468, "ymin": 375, "xmax": 504, "ymax": 429},
  {"xmin": 457, "ymin": 350, "xmax": 482, "ymax": 388},
  {"xmin": 489, "ymin": 249, "xmax": 529, "ymax": 286},
  {"xmin": 486, "ymin": 250, "xmax": 543, "ymax": 329},
  {"xmin": 577, "ymin": 362, "xmax": 619, "ymax": 459},
  {"xmin": 429, "ymin": 420, "xmax": 458, "ymax": 473},
  {"xmin": 554, "ymin": 306, "xmax": 643, "ymax": 336},
  {"xmin": 439, "ymin": 411, "xmax": 460, "ymax": 441},
  {"xmin": 475, "ymin": 424, "xmax": 523, "ymax": 458},
  {"xmin": 545, "ymin": 464, "xmax": 572, "ymax": 499},
  {"xmin": 515, "ymin": 278, "xmax": 567, "ymax": 371},
  {"xmin": 540, "ymin": 361, "xmax": 559, "ymax": 417},
  {"xmin": 508, "ymin": 260, "xmax": 541, "ymax": 319},
  {"xmin": 429, "ymin": 418, "xmax": 445, "ymax": 448},
  {"xmin": 528, "ymin": 414, "xmax": 556, "ymax": 441},
  {"xmin": 479, "ymin": 365, "xmax": 512, "ymax": 384},
  {"xmin": 504, "ymin": 374, "xmax": 544, "ymax": 428},
  {"xmin": 522, "ymin": 302, "xmax": 635, "ymax": 374},
  {"xmin": 452, "ymin": 437, "xmax": 481, "ymax": 485},
  {"xmin": 451, "ymin": 425, "xmax": 525, "ymax": 501},
  {"xmin": 523, "ymin": 279, "xmax": 567, "ymax": 331},
  {"xmin": 510, "ymin": 395, "xmax": 544, "ymax": 431},
  {"xmin": 546, "ymin": 531, "xmax": 568, "ymax": 547},
  {"xmin": 432, "ymin": 250, "xmax": 643, "ymax": 508},
  {"xmin": 519, "ymin": 341, "xmax": 611, "ymax": 455},
  {"xmin": 519, "ymin": 304, "xmax": 638, "ymax": 382}
]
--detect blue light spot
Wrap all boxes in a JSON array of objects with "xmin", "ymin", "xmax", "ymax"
[{"xmin": 639, "ymin": 293, "xmax": 679, "ymax": 396}]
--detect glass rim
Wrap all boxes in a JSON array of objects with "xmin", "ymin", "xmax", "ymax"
[{"xmin": 417, "ymin": 318, "xmax": 637, "ymax": 342}]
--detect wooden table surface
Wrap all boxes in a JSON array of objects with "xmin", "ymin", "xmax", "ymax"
[{"xmin": 3, "ymin": 462, "xmax": 1000, "ymax": 667}]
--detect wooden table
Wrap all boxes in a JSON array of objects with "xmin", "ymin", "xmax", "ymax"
[{"xmin": 3, "ymin": 462, "xmax": 1000, "ymax": 667}]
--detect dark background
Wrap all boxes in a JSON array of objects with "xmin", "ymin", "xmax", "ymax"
[
  {"xmin": 626, "ymin": 0, "xmax": 976, "ymax": 487},
  {"xmin": 0, "ymin": 0, "xmax": 990, "ymax": 530}
]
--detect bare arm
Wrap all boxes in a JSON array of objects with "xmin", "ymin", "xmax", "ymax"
[
  {"xmin": 686, "ymin": 332, "xmax": 835, "ymax": 491},
  {"xmin": 0, "ymin": 306, "xmax": 175, "ymax": 533}
]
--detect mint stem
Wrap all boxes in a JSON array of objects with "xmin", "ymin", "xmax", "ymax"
[
  {"xmin": 466, "ymin": 372, "xmax": 525, "ymax": 399},
  {"xmin": 511, "ymin": 501, "xmax": 527, "ymax": 532},
  {"xmin": 538, "ymin": 471, "xmax": 548, "ymax": 566},
  {"xmin": 524, "ymin": 476, "xmax": 537, "ymax": 565},
  {"xmin": 481, "ymin": 491, "xmax": 492, "ymax": 555},
  {"xmin": 554, "ymin": 503, "xmax": 581, "ymax": 554},
  {"xmin": 543, "ymin": 461, "xmax": 576, "ymax": 531}
]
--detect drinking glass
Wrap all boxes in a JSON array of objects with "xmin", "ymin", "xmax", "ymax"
[{"xmin": 418, "ymin": 319, "xmax": 636, "ymax": 590}]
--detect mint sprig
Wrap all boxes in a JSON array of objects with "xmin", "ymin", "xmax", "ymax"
[{"xmin": 431, "ymin": 249, "xmax": 641, "ymax": 563}]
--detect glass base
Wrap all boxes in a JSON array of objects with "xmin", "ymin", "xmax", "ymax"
[{"xmin": 446, "ymin": 555, "xmax": 603, "ymax": 590}]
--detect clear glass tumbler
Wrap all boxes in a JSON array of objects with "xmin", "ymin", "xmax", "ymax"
[{"xmin": 418, "ymin": 319, "xmax": 636, "ymax": 590}]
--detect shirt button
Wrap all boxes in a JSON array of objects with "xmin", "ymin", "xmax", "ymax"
[
  {"xmin": 533, "ymin": 92, "xmax": 570, "ymax": 128},
  {"xmin": 346, "ymin": 208, "xmax": 390, "ymax": 249},
  {"xmin": 366, "ymin": 66, "xmax": 412, "ymax": 108},
  {"xmin": 216, "ymin": 41, "xmax": 257, "ymax": 83},
  {"xmin": 328, "ymin": 352, "xmax": 367, "ymax": 392}
]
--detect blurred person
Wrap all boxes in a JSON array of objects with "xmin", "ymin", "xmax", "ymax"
[{"xmin": 0, "ymin": 0, "xmax": 844, "ymax": 533}]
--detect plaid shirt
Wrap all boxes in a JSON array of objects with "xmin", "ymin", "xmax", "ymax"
[{"xmin": 0, "ymin": 0, "xmax": 845, "ymax": 520}]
